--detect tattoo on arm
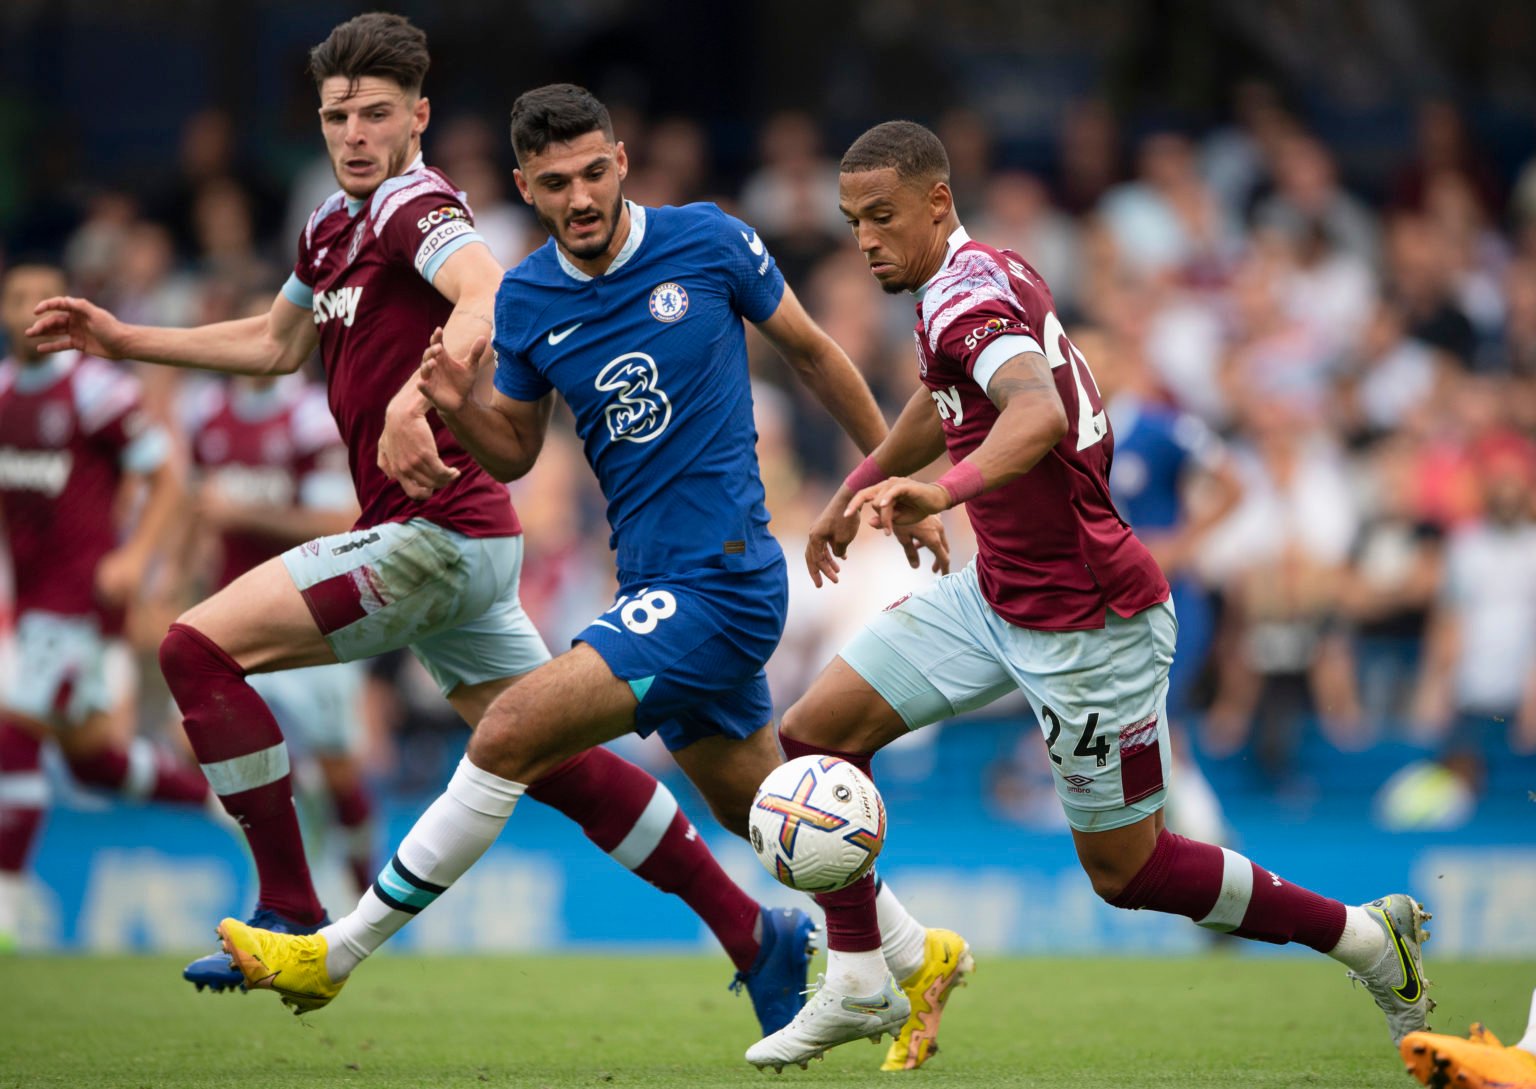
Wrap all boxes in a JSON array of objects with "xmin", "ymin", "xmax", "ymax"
[{"xmin": 986, "ymin": 352, "xmax": 1055, "ymax": 411}]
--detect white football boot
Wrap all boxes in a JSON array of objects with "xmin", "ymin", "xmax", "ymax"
[
  {"xmin": 745, "ymin": 973, "xmax": 910, "ymax": 1072},
  {"xmin": 1348, "ymin": 893, "xmax": 1436, "ymax": 1047}
]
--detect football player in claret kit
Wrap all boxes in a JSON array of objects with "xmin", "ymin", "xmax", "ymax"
[
  {"xmin": 180, "ymin": 360, "xmax": 376, "ymax": 902},
  {"xmin": 0, "ymin": 260, "xmax": 211, "ymax": 947},
  {"xmin": 28, "ymin": 17, "xmax": 819, "ymax": 1030},
  {"xmin": 745, "ymin": 121, "xmax": 1436, "ymax": 1072},
  {"xmin": 219, "ymin": 83, "xmax": 969, "ymax": 1067}
]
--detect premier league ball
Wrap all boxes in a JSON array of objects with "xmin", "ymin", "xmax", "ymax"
[{"xmin": 748, "ymin": 755, "xmax": 886, "ymax": 893}]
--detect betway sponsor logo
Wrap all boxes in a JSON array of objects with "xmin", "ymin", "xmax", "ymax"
[
  {"xmin": 313, "ymin": 285, "xmax": 363, "ymax": 328},
  {"xmin": 0, "ymin": 447, "xmax": 72, "ymax": 497},
  {"xmin": 207, "ymin": 465, "xmax": 295, "ymax": 507},
  {"xmin": 931, "ymin": 385, "xmax": 964, "ymax": 426}
]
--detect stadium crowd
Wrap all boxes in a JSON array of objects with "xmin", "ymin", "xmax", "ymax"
[{"xmin": 3, "ymin": 87, "xmax": 1535, "ymax": 840}]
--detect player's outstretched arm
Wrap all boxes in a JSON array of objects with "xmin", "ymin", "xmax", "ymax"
[
  {"xmin": 379, "ymin": 242, "xmax": 504, "ymax": 498},
  {"xmin": 418, "ymin": 328, "xmax": 554, "ymax": 483},
  {"xmin": 27, "ymin": 294, "xmax": 316, "ymax": 377},
  {"xmin": 755, "ymin": 284, "xmax": 888, "ymax": 454},
  {"xmin": 807, "ymin": 387, "xmax": 952, "ymax": 586},
  {"xmin": 846, "ymin": 351, "xmax": 1067, "ymax": 535}
]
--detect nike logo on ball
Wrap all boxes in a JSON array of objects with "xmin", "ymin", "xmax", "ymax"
[{"xmin": 547, "ymin": 322, "xmax": 583, "ymax": 346}]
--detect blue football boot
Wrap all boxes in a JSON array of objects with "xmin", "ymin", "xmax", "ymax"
[
  {"xmin": 183, "ymin": 906, "xmax": 329, "ymax": 993},
  {"xmin": 730, "ymin": 906, "xmax": 818, "ymax": 1034}
]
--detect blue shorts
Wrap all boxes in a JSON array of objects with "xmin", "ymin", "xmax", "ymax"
[{"xmin": 576, "ymin": 557, "xmax": 787, "ymax": 752}]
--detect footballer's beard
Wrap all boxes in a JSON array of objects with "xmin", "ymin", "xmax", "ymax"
[
  {"xmin": 333, "ymin": 140, "xmax": 417, "ymax": 199},
  {"xmin": 545, "ymin": 189, "xmax": 625, "ymax": 261}
]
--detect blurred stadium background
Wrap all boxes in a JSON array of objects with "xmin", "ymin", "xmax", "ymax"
[{"xmin": 1, "ymin": 0, "xmax": 1533, "ymax": 959}]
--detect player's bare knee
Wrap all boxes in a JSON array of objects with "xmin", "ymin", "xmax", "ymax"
[{"xmin": 464, "ymin": 705, "xmax": 566, "ymax": 786}]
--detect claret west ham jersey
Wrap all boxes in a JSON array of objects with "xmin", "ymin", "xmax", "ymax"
[
  {"xmin": 0, "ymin": 352, "xmax": 169, "ymax": 625},
  {"xmin": 913, "ymin": 227, "xmax": 1168, "ymax": 631},
  {"xmin": 285, "ymin": 155, "xmax": 518, "ymax": 538},
  {"xmin": 185, "ymin": 375, "xmax": 354, "ymax": 590}
]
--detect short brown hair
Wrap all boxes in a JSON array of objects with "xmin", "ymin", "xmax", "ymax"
[
  {"xmin": 308, "ymin": 13, "xmax": 430, "ymax": 95},
  {"xmin": 840, "ymin": 120, "xmax": 950, "ymax": 185},
  {"xmin": 509, "ymin": 84, "xmax": 613, "ymax": 162}
]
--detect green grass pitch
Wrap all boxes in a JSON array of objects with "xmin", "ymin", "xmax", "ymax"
[{"xmin": 2, "ymin": 954, "xmax": 1532, "ymax": 1087}]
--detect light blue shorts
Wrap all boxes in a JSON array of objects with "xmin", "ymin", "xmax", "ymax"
[
  {"xmin": 279, "ymin": 519, "xmax": 550, "ymax": 695},
  {"xmin": 1, "ymin": 610, "xmax": 127, "ymax": 727},
  {"xmin": 840, "ymin": 562, "xmax": 1177, "ymax": 832},
  {"xmin": 248, "ymin": 661, "xmax": 365, "ymax": 756}
]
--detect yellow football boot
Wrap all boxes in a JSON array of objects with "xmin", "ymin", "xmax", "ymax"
[
  {"xmin": 217, "ymin": 917, "xmax": 346, "ymax": 1014},
  {"xmin": 1402, "ymin": 1019, "xmax": 1536, "ymax": 1089},
  {"xmin": 880, "ymin": 928, "xmax": 974, "ymax": 1071}
]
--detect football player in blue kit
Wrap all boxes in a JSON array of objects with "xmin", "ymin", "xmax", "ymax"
[{"xmin": 220, "ymin": 83, "xmax": 963, "ymax": 1062}]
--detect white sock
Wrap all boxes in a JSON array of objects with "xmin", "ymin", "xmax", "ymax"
[
  {"xmin": 1516, "ymin": 988, "xmax": 1536, "ymax": 1055},
  {"xmin": 825, "ymin": 948, "xmax": 889, "ymax": 996},
  {"xmin": 875, "ymin": 878, "xmax": 927, "ymax": 982},
  {"xmin": 321, "ymin": 757, "xmax": 524, "ymax": 980},
  {"xmin": 1327, "ymin": 904, "xmax": 1390, "ymax": 973}
]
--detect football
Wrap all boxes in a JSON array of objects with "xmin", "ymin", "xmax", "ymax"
[{"xmin": 748, "ymin": 755, "xmax": 886, "ymax": 893}]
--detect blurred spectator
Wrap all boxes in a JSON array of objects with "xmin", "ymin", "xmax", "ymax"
[
  {"xmin": 1053, "ymin": 99, "xmax": 1122, "ymax": 216},
  {"xmin": 1382, "ymin": 437, "xmax": 1536, "ymax": 827},
  {"xmin": 1200, "ymin": 80, "xmax": 1299, "ymax": 221},
  {"xmin": 936, "ymin": 107, "xmax": 993, "ymax": 223},
  {"xmin": 1500, "ymin": 258, "xmax": 1536, "ymax": 377},
  {"xmin": 1200, "ymin": 404, "xmax": 1362, "ymax": 775},
  {"xmin": 1336, "ymin": 296, "xmax": 1440, "ymax": 443},
  {"xmin": 738, "ymin": 111, "xmax": 843, "ymax": 287},
  {"xmin": 1338, "ymin": 438, "xmax": 1446, "ymax": 733},
  {"xmin": 1253, "ymin": 133, "xmax": 1379, "ymax": 271},
  {"xmin": 1097, "ymin": 130, "xmax": 1240, "ymax": 285},
  {"xmin": 973, "ymin": 171, "xmax": 1082, "ymax": 315},
  {"xmin": 61, "ymin": 192, "xmax": 139, "ymax": 299},
  {"xmin": 1388, "ymin": 100, "xmax": 1504, "ymax": 221},
  {"xmin": 1384, "ymin": 211, "xmax": 1478, "ymax": 365},
  {"xmin": 1221, "ymin": 243, "xmax": 1336, "ymax": 426},
  {"xmin": 147, "ymin": 108, "xmax": 282, "ymax": 260},
  {"xmin": 624, "ymin": 116, "xmax": 712, "ymax": 207},
  {"xmin": 190, "ymin": 178, "xmax": 280, "ymax": 319}
]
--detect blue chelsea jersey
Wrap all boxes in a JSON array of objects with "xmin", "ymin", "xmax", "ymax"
[
  {"xmin": 493, "ymin": 201, "xmax": 786, "ymax": 580},
  {"xmin": 1107, "ymin": 394, "xmax": 1223, "ymax": 533}
]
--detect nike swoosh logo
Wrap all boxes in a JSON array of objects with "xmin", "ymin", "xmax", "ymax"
[
  {"xmin": 1375, "ymin": 905, "xmax": 1424, "ymax": 1004},
  {"xmin": 547, "ymin": 322, "xmax": 582, "ymax": 346},
  {"xmin": 741, "ymin": 230, "xmax": 765, "ymax": 256},
  {"xmin": 842, "ymin": 996, "xmax": 892, "ymax": 1016}
]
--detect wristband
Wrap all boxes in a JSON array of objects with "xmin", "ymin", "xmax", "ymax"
[
  {"xmin": 843, "ymin": 454, "xmax": 889, "ymax": 493},
  {"xmin": 935, "ymin": 460, "xmax": 985, "ymax": 507}
]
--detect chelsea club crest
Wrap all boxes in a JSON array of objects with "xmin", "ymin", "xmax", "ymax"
[{"xmin": 648, "ymin": 282, "xmax": 689, "ymax": 323}]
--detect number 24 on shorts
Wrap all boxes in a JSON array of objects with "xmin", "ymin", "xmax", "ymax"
[{"xmin": 604, "ymin": 588, "xmax": 678, "ymax": 635}]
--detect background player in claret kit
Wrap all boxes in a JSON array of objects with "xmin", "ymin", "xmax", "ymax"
[
  {"xmin": 26, "ymin": 16, "xmax": 820, "ymax": 1032},
  {"xmin": 0, "ymin": 260, "xmax": 211, "ymax": 947},
  {"xmin": 219, "ymin": 83, "xmax": 966, "ymax": 1066},
  {"xmin": 178, "ymin": 348, "xmax": 376, "ymax": 904},
  {"xmin": 744, "ymin": 120, "xmax": 1437, "ymax": 1072}
]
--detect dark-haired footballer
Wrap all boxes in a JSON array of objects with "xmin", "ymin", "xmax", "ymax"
[
  {"xmin": 220, "ymin": 84, "xmax": 967, "ymax": 1070},
  {"xmin": 747, "ymin": 119, "xmax": 1434, "ymax": 1072},
  {"xmin": 30, "ymin": 18, "xmax": 815, "ymax": 1031}
]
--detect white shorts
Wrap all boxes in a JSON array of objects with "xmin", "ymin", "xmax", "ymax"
[
  {"xmin": 840, "ymin": 562, "xmax": 1177, "ymax": 832},
  {"xmin": 248, "ymin": 661, "xmax": 364, "ymax": 756},
  {"xmin": 0, "ymin": 610, "xmax": 133, "ymax": 728},
  {"xmin": 279, "ymin": 519, "xmax": 550, "ymax": 695}
]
